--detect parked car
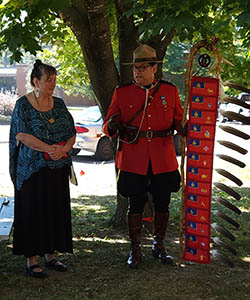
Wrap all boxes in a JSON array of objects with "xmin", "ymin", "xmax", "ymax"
[
  {"xmin": 71, "ymin": 106, "xmax": 114, "ymax": 161},
  {"xmin": 218, "ymin": 92, "xmax": 250, "ymax": 122}
]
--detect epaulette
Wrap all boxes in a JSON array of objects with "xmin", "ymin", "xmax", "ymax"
[
  {"xmin": 159, "ymin": 79, "xmax": 176, "ymax": 87},
  {"xmin": 116, "ymin": 82, "xmax": 134, "ymax": 89}
]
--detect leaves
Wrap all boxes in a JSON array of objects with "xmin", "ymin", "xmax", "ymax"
[
  {"xmin": 237, "ymin": 11, "xmax": 250, "ymax": 26},
  {"xmin": 1, "ymin": 0, "xmax": 250, "ymax": 100},
  {"xmin": 39, "ymin": 28, "xmax": 93, "ymax": 98}
]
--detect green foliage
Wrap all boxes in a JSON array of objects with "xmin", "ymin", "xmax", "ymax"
[
  {"xmin": 39, "ymin": 28, "xmax": 94, "ymax": 98},
  {"xmin": 162, "ymin": 38, "xmax": 250, "ymax": 101},
  {"xmin": 124, "ymin": 0, "xmax": 238, "ymax": 43},
  {"xmin": 163, "ymin": 42, "xmax": 190, "ymax": 101},
  {"xmin": 1, "ymin": 0, "xmax": 250, "ymax": 99},
  {"xmin": 219, "ymin": 43, "xmax": 250, "ymax": 92},
  {"xmin": 0, "ymin": 0, "xmax": 71, "ymax": 63}
]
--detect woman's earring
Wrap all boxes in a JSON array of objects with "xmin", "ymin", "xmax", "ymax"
[{"xmin": 34, "ymin": 88, "xmax": 39, "ymax": 98}]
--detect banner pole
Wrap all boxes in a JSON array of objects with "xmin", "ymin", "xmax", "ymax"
[{"xmin": 178, "ymin": 39, "xmax": 212, "ymax": 267}]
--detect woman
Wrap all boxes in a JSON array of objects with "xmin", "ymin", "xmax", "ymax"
[{"xmin": 9, "ymin": 59, "xmax": 76, "ymax": 278}]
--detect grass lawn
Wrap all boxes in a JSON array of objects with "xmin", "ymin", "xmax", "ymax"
[{"xmin": 0, "ymin": 185, "xmax": 250, "ymax": 300}]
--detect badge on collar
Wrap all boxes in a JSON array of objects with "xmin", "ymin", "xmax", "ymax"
[{"xmin": 160, "ymin": 96, "xmax": 167, "ymax": 105}]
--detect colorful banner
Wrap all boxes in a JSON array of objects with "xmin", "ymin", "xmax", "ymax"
[{"xmin": 183, "ymin": 76, "xmax": 219, "ymax": 264}]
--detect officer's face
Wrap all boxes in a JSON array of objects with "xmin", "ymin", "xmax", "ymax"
[{"xmin": 133, "ymin": 62, "xmax": 157, "ymax": 86}]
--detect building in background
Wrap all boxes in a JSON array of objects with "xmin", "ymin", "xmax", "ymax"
[
  {"xmin": 0, "ymin": 65, "xmax": 94, "ymax": 107},
  {"xmin": 0, "ymin": 67, "xmax": 16, "ymax": 94}
]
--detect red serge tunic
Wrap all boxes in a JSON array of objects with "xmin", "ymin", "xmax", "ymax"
[{"xmin": 103, "ymin": 80, "xmax": 183, "ymax": 175}]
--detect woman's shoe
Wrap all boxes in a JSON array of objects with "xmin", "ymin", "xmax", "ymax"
[
  {"xmin": 44, "ymin": 259, "xmax": 67, "ymax": 272},
  {"xmin": 25, "ymin": 264, "xmax": 48, "ymax": 278}
]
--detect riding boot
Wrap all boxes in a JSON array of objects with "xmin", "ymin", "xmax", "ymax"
[
  {"xmin": 152, "ymin": 211, "xmax": 173, "ymax": 264},
  {"xmin": 127, "ymin": 213, "xmax": 142, "ymax": 268}
]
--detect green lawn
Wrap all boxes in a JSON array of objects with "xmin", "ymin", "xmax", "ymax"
[{"xmin": 1, "ymin": 187, "xmax": 250, "ymax": 300}]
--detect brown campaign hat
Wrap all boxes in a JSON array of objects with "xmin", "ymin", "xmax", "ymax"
[{"xmin": 123, "ymin": 44, "xmax": 163, "ymax": 65}]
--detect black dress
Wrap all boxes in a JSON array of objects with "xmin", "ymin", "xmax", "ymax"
[{"xmin": 13, "ymin": 166, "xmax": 73, "ymax": 257}]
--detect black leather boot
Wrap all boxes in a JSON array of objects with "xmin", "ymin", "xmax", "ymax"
[
  {"xmin": 127, "ymin": 213, "xmax": 142, "ymax": 268},
  {"xmin": 152, "ymin": 211, "xmax": 173, "ymax": 264}
]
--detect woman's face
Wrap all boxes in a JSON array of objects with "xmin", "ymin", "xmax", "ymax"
[{"xmin": 36, "ymin": 73, "xmax": 57, "ymax": 96}]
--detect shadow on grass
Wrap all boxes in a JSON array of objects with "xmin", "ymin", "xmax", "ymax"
[{"xmin": 0, "ymin": 193, "xmax": 250, "ymax": 300}]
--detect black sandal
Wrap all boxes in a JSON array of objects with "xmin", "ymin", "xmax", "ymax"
[
  {"xmin": 44, "ymin": 259, "xmax": 67, "ymax": 272},
  {"xmin": 25, "ymin": 264, "xmax": 48, "ymax": 278}
]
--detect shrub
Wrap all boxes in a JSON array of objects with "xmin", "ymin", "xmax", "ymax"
[{"xmin": 0, "ymin": 91, "xmax": 18, "ymax": 116}]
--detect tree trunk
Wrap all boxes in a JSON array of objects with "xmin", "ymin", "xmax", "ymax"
[
  {"xmin": 115, "ymin": 0, "xmax": 139, "ymax": 84},
  {"xmin": 110, "ymin": 191, "xmax": 129, "ymax": 229},
  {"xmin": 59, "ymin": 0, "xmax": 119, "ymax": 116},
  {"xmin": 60, "ymin": 1, "xmax": 177, "ymax": 229}
]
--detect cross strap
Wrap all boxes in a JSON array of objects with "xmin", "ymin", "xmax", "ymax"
[{"xmin": 126, "ymin": 81, "xmax": 161, "ymax": 126}]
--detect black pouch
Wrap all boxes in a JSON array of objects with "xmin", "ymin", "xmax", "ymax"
[{"xmin": 124, "ymin": 125, "xmax": 139, "ymax": 143}]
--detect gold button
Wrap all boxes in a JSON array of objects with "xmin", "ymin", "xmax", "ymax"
[
  {"xmin": 148, "ymin": 114, "xmax": 151, "ymax": 117},
  {"xmin": 148, "ymin": 127, "xmax": 151, "ymax": 130}
]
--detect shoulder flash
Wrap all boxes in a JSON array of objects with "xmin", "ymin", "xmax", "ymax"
[
  {"xmin": 116, "ymin": 81, "xmax": 133, "ymax": 89},
  {"xmin": 159, "ymin": 79, "xmax": 176, "ymax": 87}
]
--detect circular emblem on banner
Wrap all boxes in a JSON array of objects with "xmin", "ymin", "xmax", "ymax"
[{"xmin": 198, "ymin": 54, "xmax": 211, "ymax": 68}]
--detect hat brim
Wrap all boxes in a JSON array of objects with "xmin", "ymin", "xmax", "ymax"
[
  {"xmin": 122, "ymin": 57, "xmax": 163, "ymax": 65},
  {"xmin": 123, "ymin": 61, "xmax": 163, "ymax": 65}
]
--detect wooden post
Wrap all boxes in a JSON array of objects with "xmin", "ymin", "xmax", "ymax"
[{"xmin": 178, "ymin": 39, "xmax": 221, "ymax": 267}]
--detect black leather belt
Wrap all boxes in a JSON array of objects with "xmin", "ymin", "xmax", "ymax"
[{"xmin": 138, "ymin": 128, "xmax": 174, "ymax": 139}]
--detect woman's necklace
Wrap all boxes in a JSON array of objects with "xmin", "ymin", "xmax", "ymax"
[{"xmin": 34, "ymin": 92, "xmax": 55, "ymax": 124}]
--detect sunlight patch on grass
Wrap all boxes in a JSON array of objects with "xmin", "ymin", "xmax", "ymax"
[
  {"xmin": 83, "ymin": 249, "xmax": 94, "ymax": 253},
  {"xmin": 240, "ymin": 208, "xmax": 250, "ymax": 212},
  {"xmin": 71, "ymin": 202, "xmax": 84, "ymax": 208},
  {"xmin": 83, "ymin": 236, "xmax": 128, "ymax": 244},
  {"xmin": 173, "ymin": 238, "xmax": 180, "ymax": 244},
  {"xmin": 73, "ymin": 237, "xmax": 87, "ymax": 241},
  {"xmin": 84, "ymin": 205, "xmax": 109, "ymax": 214},
  {"xmin": 73, "ymin": 248, "xmax": 94, "ymax": 254},
  {"xmin": 242, "ymin": 257, "xmax": 250, "ymax": 262}
]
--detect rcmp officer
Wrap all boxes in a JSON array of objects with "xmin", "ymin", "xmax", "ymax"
[{"xmin": 103, "ymin": 44, "xmax": 184, "ymax": 268}]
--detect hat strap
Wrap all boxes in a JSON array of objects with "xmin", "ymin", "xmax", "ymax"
[{"xmin": 134, "ymin": 57, "xmax": 157, "ymax": 63}]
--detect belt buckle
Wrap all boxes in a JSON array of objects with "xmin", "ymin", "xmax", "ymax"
[{"xmin": 146, "ymin": 130, "xmax": 153, "ymax": 139}]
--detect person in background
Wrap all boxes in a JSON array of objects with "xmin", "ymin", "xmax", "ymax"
[
  {"xmin": 9, "ymin": 59, "xmax": 76, "ymax": 278},
  {"xmin": 103, "ymin": 44, "xmax": 184, "ymax": 268}
]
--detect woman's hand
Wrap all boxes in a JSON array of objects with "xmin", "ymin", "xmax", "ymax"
[{"xmin": 47, "ymin": 144, "xmax": 68, "ymax": 161}]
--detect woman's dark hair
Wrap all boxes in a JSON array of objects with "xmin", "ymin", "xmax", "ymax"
[{"xmin": 30, "ymin": 59, "xmax": 57, "ymax": 87}]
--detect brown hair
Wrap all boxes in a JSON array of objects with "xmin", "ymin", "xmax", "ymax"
[{"xmin": 30, "ymin": 59, "xmax": 57, "ymax": 87}]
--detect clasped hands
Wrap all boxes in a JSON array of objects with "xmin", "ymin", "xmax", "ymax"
[{"xmin": 46, "ymin": 144, "xmax": 68, "ymax": 161}]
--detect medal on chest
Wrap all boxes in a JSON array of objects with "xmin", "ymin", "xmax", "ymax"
[{"xmin": 160, "ymin": 96, "xmax": 167, "ymax": 106}]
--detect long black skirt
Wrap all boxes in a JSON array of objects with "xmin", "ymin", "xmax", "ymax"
[{"xmin": 13, "ymin": 165, "xmax": 73, "ymax": 258}]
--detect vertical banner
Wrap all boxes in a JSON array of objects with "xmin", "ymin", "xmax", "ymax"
[{"xmin": 183, "ymin": 76, "xmax": 219, "ymax": 264}]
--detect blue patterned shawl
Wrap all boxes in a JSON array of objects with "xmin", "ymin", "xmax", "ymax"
[{"xmin": 9, "ymin": 96, "xmax": 76, "ymax": 190}]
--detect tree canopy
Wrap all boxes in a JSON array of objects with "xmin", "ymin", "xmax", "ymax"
[{"xmin": 0, "ymin": 0, "xmax": 250, "ymax": 111}]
